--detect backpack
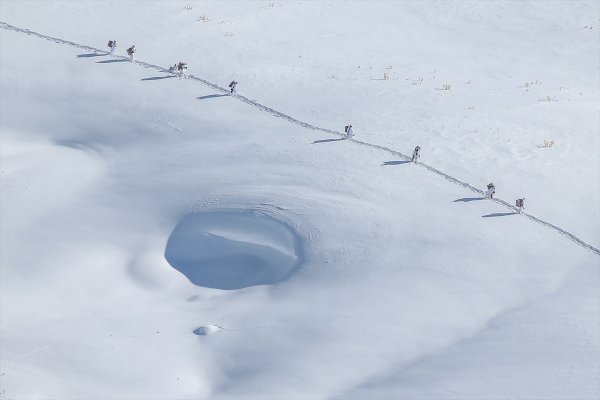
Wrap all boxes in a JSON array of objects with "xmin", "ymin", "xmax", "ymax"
[
  {"xmin": 108, "ymin": 40, "xmax": 113, "ymax": 47},
  {"xmin": 516, "ymin": 199, "xmax": 523, "ymax": 207},
  {"xmin": 487, "ymin": 183, "xmax": 494, "ymax": 190},
  {"xmin": 229, "ymin": 81, "xmax": 234, "ymax": 88},
  {"xmin": 344, "ymin": 125, "xmax": 349, "ymax": 133}
]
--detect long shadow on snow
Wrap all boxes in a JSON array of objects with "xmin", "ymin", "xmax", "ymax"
[
  {"xmin": 77, "ymin": 53, "xmax": 106, "ymax": 58},
  {"xmin": 197, "ymin": 94, "xmax": 229, "ymax": 100},
  {"xmin": 382, "ymin": 160, "xmax": 411, "ymax": 166},
  {"xmin": 313, "ymin": 138, "xmax": 347, "ymax": 144},
  {"xmin": 96, "ymin": 59, "xmax": 128, "ymax": 64},
  {"xmin": 482, "ymin": 212, "xmax": 517, "ymax": 218},
  {"xmin": 142, "ymin": 75, "xmax": 176, "ymax": 81},
  {"xmin": 453, "ymin": 197, "xmax": 485, "ymax": 202}
]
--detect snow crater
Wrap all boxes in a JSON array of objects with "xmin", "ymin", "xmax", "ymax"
[{"xmin": 165, "ymin": 210, "xmax": 303, "ymax": 290}]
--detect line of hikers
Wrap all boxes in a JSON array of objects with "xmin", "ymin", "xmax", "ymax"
[
  {"xmin": 486, "ymin": 182, "xmax": 525, "ymax": 212},
  {"xmin": 107, "ymin": 40, "xmax": 239, "ymax": 93},
  {"xmin": 168, "ymin": 62, "xmax": 187, "ymax": 78},
  {"xmin": 349, "ymin": 132, "xmax": 524, "ymax": 211},
  {"xmin": 106, "ymin": 40, "xmax": 525, "ymax": 213},
  {"xmin": 343, "ymin": 128, "xmax": 524, "ymax": 211},
  {"xmin": 107, "ymin": 40, "xmax": 135, "ymax": 60}
]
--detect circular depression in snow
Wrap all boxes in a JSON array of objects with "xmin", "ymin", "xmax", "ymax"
[{"xmin": 165, "ymin": 210, "xmax": 303, "ymax": 290}]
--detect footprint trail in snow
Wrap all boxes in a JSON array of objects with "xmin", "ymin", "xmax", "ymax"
[{"xmin": 1, "ymin": 20, "xmax": 597, "ymax": 257}]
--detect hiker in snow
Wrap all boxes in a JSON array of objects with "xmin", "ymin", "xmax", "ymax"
[
  {"xmin": 412, "ymin": 146, "xmax": 421, "ymax": 163},
  {"xmin": 485, "ymin": 182, "xmax": 496, "ymax": 199},
  {"xmin": 344, "ymin": 124, "xmax": 354, "ymax": 139},
  {"xmin": 516, "ymin": 198, "xmax": 525, "ymax": 213},
  {"xmin": 229, "ymin": 80, "xmax": 238, "ymax": 94},
  {"xmin": 177, "ymin": 62, "xmax": 187, "ymax": 78},
  {"xmin": 127, "ymin": 45, "xmax": 136, "ymax": 61},
  {"xmin": 107, "ymin": 40, "xmax": 117, "ymax": 55}
]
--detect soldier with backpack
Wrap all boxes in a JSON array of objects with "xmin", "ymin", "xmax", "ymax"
[
  {"xmin": 127, "ymin": 45, "xmax": 136, "ymax": 61},
  {"xmin": 177, "ymin": 62, "xmax": 187, "ymax": 78},
  {"xmin": 344, "ymin": 124, "xmax": 354, "ymax": 139},
  {"xmin": 229, "ymin": 80, "xmax": 238, "ymax": 94},
  {"xmin": 485, "ymin": 182, "xmax": 496, "ymax": 199},
  {"xmin": 412, "ymin": 146, "xmax": 421, "ymax": 163},
  {"xmin": 107, "ymin": 40, "xmax": 117, "ymax": 55},
  {"xmin": 516, "ymin": 198, "xmax": 525, "ymax": 213}
]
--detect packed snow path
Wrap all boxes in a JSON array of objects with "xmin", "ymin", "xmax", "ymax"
[{"xmin": 1, "ymin": 20, "xmax": 598, "ymax": 257}]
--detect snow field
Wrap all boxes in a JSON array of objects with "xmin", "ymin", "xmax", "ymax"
[{"xmin": 1, "ymin": 1, "xmax": 599, "ymax": 399}]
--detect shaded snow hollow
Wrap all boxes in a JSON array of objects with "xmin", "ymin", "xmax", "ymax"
[{"xmin": 165, "ymin": 210, "xmax": 303, "ymax": 290}]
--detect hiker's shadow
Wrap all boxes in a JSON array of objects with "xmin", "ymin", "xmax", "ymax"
[
  {"xmin": 142, "ymin": 75, "xmax": 176, "ymax": 81},
  {"xmin": 313, "ymin": 138, "xmax": 346, "ymax": 144},
  {"xmin": 482, "ymin": 212, "xmax": 517, "ymax": 218},
  {"xmin": 77, "ymin": 53, "xmax": 106, "ymax": 58},
  {"xmin": 197, "ymin": 94, "xmax": 229, "ymax": 100},
  {"xmin": 382, "ymin": 160, "xmax": 411, "ymax": 166},
  {"xmin": 453, "ymin": 197, "xmax": 485, "ymax": 202},
  {"xmin": 96, "ymin": 59, "xmax": 128, "ymax": 64}
]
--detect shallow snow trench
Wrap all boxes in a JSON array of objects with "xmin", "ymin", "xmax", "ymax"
[{"xmin": 165, "ymin": 210, "xmax": 302, "ymax": 290}]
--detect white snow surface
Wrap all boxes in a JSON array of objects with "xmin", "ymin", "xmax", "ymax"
[{"xmin": 1, "ymin": 1, "xmax": 599, "ymax": 399}]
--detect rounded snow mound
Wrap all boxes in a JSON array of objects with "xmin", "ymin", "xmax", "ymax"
[{"xmin": 165, "ymin": 210, "xmax": 302, "ymax": 290}]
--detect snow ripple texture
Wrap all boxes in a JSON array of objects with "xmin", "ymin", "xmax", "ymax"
[{"xmin": 1, "ymin": 20, "xmax": 597, "ymax": 257}]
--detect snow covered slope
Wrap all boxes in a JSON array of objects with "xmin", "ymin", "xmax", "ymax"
[{"xmin": 1, "ymin": 1, "xmax": 599, "ymax": 399}]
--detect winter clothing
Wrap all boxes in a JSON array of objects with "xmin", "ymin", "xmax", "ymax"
[
  {"xmin": 127, "ymin": 45, "xmax": 136, "ymax": 61},
  {"xmin": 177, "ymin": 62, "xmax": 187, "ymax": 77},
  {"xmin": 412, "ymin": 146, "xmax": 420, "ymax": 163},
  {"xmin": 486, "ymin": 183, "xmax": 496, "ymax": 199},
  {"xmin": 229, "ymin": 81, "xmax": 238, "ymax": 94},
  {"xmin": 345, "ymin": 125, "xmax": 354, "ymax": 138},
  {"xmin": 516, "ymin": 198, "xmax": 525, "ymax": 213},
  {"xmin": 108, "ymin": 40, "xmax": 117, "ymax": 55}
]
